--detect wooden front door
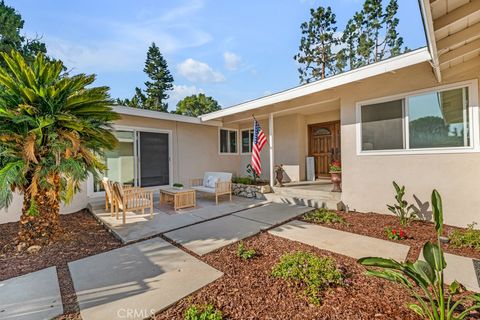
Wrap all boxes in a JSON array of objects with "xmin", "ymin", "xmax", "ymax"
[{"xmin": 308, "ymin": 121, "xmax": 340, "ymax": 178}]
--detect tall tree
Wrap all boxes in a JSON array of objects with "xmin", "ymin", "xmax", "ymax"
[
  {"xmin": 118, "ymin": 42, "xmax": 174, "ymax": 112},
  {"xmin": 355, "ymin": 0, "xmax": 404, "ymax": 65},
  {"xmin": 0, "ymin": 51, "xmax": 119, "ymax": 245},
  {"xmin": 294, "ymin": 6, "xmax": 340, "ymax": 83},
  {"xmin": 174, "ymin": 93, "xmax": 221, "ymax": 117},
  {"xmin": 0, "ymin": 1, "xmax": 47, "ymax": 67}
]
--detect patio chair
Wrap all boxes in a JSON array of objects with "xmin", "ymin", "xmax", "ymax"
[
  {"xmin": 101, "ymin": 177, "xmax": 136, "ymax": 216},
  {"xmin": 191, "ymin": 172, "xmax": 232, "ymax": 205},
  {"xmin": 111, "ymin": 182, "xmax": 154, "ymax": 224}
]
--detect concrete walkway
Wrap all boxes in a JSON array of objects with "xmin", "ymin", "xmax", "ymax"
[
  {"xmin": 419, "ymin": 249, "xmax": 480, "ymax": 293},
  {"xmin": 269, "ymin": 220, "xmax": 410, "ymax": 261},
  {"xmin": 0, "ymin": 267, "xmax": 63, "ymax": 320},
  {"xmin": 69, "ymin": 238, "xmax": 222, "ymax": 320},
  {"xmin": 165, "ymin": 203, "xmax": 311, "ymax": 255}
]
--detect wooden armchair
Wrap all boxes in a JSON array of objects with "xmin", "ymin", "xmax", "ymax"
[
  {"xmin": 101, "ymin": 177, "xmax": 136, "ymax": 216},
  {"xmin": 111, "ymin": 182, "xmax": 154, "ymax": 224}
]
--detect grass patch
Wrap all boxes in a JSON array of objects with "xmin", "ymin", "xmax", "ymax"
[
  {"xmin": 303, "ymin": 208, "xmax": 345, "ymax": 225},
  {"xmin": 236, "ymin": 241, "xmax": 257, "ymax": 260},
  {"xmin": 271, "ymin": 251, "xmax": 344, "ymax": 304},
  {"xmin": 184, "ymin": 304, "xmax": 222, "ymax": 320},
  {"xmin": 449, "ymin": 222, "xmax": 480, "ymax": 250}
]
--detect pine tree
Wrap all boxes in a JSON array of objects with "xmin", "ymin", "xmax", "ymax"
[
  {"xmin": 355, "ymin": 0, "xmax": 404, "ymax": 65},
  {"xmin": 294, "ymin": 6, "xmax": 340, "ymax": 83},
  {"xmin": 119, "ymin": 42, "xmax": 174, "ymax": 112},
  {"xmin": 142, "ymin": 43, "xmax": 174, "ymax": 111}
]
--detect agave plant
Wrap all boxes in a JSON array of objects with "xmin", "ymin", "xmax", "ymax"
[
  {"xmin": 0, "ymin": 50, "xmax": 119, "ymax": 245},
  {"xmin": 359, "ymin": 190, "xmax": 480, "ymax": 319}
]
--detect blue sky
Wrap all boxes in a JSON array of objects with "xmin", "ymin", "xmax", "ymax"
[{"xmin": 12, "ymin": 0, "xmax": 426, "ymax": 110}]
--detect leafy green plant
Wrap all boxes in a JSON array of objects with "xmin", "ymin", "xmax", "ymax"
[
  {"xmin": 303, "ymin": 208, "xmax": 345, "ymax": 224},
  {"xmin": 271, "ymin": 251, "xmax": 344, "ymax": 304},
  {"xmin": 184, "ymin": 304, "xmax": 222, "ymax": 320},
  {"xmin": 173, "ymin": 183, "xmax": 184, "ymax": 188},
  {"xmin": 385, "ymin": 226, "xmax": 407, "ymax": 240},
  {"xmin": 232, "ymin": 176, "xmax": 253, "ymax": 185},
  {"xmin": 246, "ymin": 164, "xmax": 259, "ymax": 183},
  {"xmin": 359, "ymin": 190, "xmax": 480, "ymax": 320},
  {"xmin": 387, "ymin": 181, "xmax": 416, "ymax": 226},
  {"xmin": 449, "ymin": 222, "xmax": 480, "ymax": 250},
  {"xmin": 236, "ymin": 241, "xmax": 257, "ymax": 260}
]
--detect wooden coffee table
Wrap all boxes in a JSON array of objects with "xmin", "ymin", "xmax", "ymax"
[{"xmin": 159, "ymin": 188, "xmax": 196, "ymax": 211}]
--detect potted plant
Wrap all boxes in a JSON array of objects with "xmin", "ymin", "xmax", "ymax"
[
  {"xmin": 274, "ymin": 164, "xmax": 284, "ymax": 187},
  {"xmin": 329, "ymin": 160, "xmax": 341, "ymax": 192},
  {"xmin": 173, "ymin": 183, "xmax": 184, "ymax": 190}
]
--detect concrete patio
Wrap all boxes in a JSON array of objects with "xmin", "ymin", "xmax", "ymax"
[{"xmin": 88, "ymin": 195, "xmax": 265, "ymax": 243}]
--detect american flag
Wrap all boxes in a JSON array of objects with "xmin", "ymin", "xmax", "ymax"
[{"xmin": 251, "ymin": 119, "xmax": 267, "ymax": 175}]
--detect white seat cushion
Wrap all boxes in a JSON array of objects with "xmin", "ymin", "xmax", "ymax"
[
  {"xmin": 192, "ymin": 186, "xmax": 216, "ymax": 194},
  {"xmin": 202, "ymin": 172, "xmax": 232, "ymax": 187}
]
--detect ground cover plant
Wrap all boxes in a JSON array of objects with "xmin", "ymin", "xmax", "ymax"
[
  {"xmin": 184, "ymin": 304, "xmax": 222, "ymax": 320},
  {"xmin": 271, "ymin": 251, "xmax": 344, "ymax": 304},
  {"xmin": 449, "ymin": 222, "xmax": 480, "ymax": 250},
  {"xmin": 236, "ymin": 241, "xmax": 256, "ymax": 260},
  {"xmin": 360, "ymin": 190, "xmax": 480, "ymax": 320},
  {"xmin": 387, "ymin": 181, "xmax": 417, "ymax": 226},
  {"xmin": 303, "ymin": 208, "xmax": 345, "ymax": 224}
]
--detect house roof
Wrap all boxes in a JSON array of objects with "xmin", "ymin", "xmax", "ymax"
[
  {"xmin": 200, "ymin": 47, "xmax": 431, "ymax": 121},
  {"xmin": 420, "ymin": 0, "xmax": 480, "ymax": 81},
  {"xmin": 112, "ymin": 106, "xmax": 222, "ymax": 126}
]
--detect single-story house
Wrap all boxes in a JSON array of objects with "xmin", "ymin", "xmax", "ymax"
[{"xmin": 1, "ymin": 0, "xmax": 479, "ymax": 227}]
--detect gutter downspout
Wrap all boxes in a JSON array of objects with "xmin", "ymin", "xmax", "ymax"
[{"xmin": 419, "ymin": 0, "xmax": 442, "ymax": 82}]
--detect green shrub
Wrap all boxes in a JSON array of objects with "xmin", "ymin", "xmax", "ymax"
[
  {"xmin": 449, "ymin": 222, "xmax": 480, "ymax": 250},
  {"xmin": 184, "ymin": 304, "xmax": 222, "ymax": 320},
  {"xmin": 237, "ymin": 241, "xmax": 257, "ymax": 260},
  {"xmin": 232, "ymin": 176, "xmax": 253, "ymax": 185},
  {"xmin": 271, "ymin": 251, "xmax": 344, "ymax": 304},
  {"xmin": 303, "ymin": 208, "xmax": 345, "ymax": 224}
]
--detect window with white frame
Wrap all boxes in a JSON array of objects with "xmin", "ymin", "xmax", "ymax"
[
  {"xmin": 219, "ymin": 128, "xmax": 238, "ymax": 154},
  {"xmin": 241, "ymin": 128, "xmax": 254, "ymax": 153},
  {"xmin": 359, "ymin": 85, "xmax": 472, "ymax": 152}
]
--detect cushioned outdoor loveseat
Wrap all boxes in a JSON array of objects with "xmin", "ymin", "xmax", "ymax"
[{"xmin": 191, "ymin": 172, "xmax": 232, "ymax": 204}]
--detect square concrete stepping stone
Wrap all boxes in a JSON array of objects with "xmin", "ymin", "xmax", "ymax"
[
  {"xmin": 164, "ymin": 215, "xmax": 269, "ymax": 256},
  {"xmin": 0, "ymin": 267, "xmax": 63, "ymax": 320},
  {"xmin": 69, "ymin": 238, "xmax": 222, "ymax": 320},
  {"xmin": 233, "ymin": 203, "xmax": 311, "ymax": 226},
  {"xmin": 419, "ymin": 250, "xmax": 480, "ymax": 292},
  {"xmin": 269, "ymin": 220, "xmax": 410, "ymax": 261}
]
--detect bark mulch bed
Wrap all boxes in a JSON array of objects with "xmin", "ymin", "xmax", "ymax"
[
  {"xmin": 157, "ymin": 232, "xmax": 424, "ymax": 320},
  {"xmin": 300, "ymin": 210, "xmax": 480, "ymax": 262},
  {"xmin": 0, "ymin": 210, "xmax": 122, "ymax": 318}
]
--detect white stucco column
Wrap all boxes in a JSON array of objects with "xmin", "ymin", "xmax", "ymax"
[{"xmin": 269, "ymin": 113, "xmax": 274, "ymax": 186}]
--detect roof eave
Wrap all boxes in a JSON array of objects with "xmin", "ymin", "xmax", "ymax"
[{"xmin": 200, "ymin": 47, "xmax": 431, "ymax": 121}]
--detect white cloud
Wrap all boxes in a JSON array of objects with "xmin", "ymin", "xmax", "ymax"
[
  {"xmin": 168, "ymin": 84, "xmax": 204, "ymax": 109},
  {"xmin": 44, "ymin": 0, "xmax": 212, "ymax": 73},
  {"xmin": 223, "ymin": 51, "xmax": 241, "ymax": 71},
  {"xmin": 177, "ymin": 58, "xmax": 225, "ymax": 83}
]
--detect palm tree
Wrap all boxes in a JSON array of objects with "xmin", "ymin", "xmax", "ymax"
[{"xmin": 0, "ymin": 51, "xmax": 119, "ymax": 246}]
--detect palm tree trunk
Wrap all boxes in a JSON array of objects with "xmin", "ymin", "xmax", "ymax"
[{"xmin": 18, "ymin": 178, "xmax": 61, "ymax": 246}]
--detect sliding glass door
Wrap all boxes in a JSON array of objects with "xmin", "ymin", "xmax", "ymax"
[
  {"xmin": 138, "ymin": 131, "xmax": 169, "ymax": 187},
  {"xmin": 93, "ymin": 129, "xmax": 170, "ymax": 192}
]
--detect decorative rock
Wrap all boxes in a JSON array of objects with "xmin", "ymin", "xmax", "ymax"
[{"xmin": 27, "ymin": 245, "xmax": 42, "ymax": 254}]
